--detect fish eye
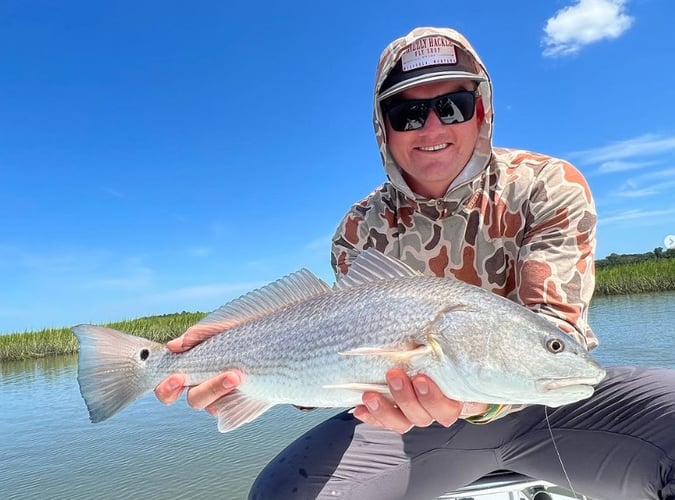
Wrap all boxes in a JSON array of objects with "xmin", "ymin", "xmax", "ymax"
[
  {"xmin": 546, "ymin": 338, "xmax": 565, "ymax": 354},
  {"xmin": 139, "ymin": 349, "xmax": 150, "ymax": 361}
]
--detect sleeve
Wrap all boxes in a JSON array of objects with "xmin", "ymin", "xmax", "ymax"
[
  {"xmin": 330, "ymin": 201, "xmax": 374, "ymax": 279},
  {"xmin": 516, "ymin": 159, "xmax": 598, "ymax": 350}
]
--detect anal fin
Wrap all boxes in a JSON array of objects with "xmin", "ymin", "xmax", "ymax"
[{"xmin": 212, "ymin": 390, "xmax": 274, "ymax": 433}]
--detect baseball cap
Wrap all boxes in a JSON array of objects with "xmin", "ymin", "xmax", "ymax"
[{"xmin": 379, "ymin": 35, "xmax": 486, "ymax": 101}]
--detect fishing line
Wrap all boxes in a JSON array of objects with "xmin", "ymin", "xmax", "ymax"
[{"xmin": 545, "ymin": 406, "xmax": 579, "ymax": 499}]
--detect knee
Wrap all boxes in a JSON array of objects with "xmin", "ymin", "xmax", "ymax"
[
  {"xmin": 248, "ymin": 411, "xmax": 363, "ymax": 499},
  {"xmin": 248, "ymin": 455, "xmax": 316, "ymax": 500}
]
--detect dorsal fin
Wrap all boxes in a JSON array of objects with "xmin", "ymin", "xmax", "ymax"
[
  {"xmin": 335, "ymin": 248, "xmax": 422, "ymax": 290},
  {"xmin": 191, "ymin": 269, "xmax": 331, "ymax": 335}
]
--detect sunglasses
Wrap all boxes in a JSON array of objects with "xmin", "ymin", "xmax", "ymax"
[{"xmin": 382, "ymin": 89, "xmax": 477, "ymax": 132}]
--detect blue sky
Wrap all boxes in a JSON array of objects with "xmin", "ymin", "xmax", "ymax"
[{"xmin": 2, "ymin": 0, "xmax": 674, "ymax": 334}]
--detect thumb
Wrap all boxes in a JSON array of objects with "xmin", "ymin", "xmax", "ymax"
[{"xmin": 166, "ymin": 324, "xmax": 225, "ymax": 352}]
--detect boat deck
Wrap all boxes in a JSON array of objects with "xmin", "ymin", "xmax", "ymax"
[{"xmin": 438, "ymin": 471, "xmax": 593, "ymax": 500}]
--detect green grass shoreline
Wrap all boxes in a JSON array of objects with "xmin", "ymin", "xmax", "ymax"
[
  {"xmin": 2, "ymin": 259, "xmax": 674, "ymax": 362},
  {"xmin": 0, "ymin": 312, "xmax": 207, "ymax": 362}
]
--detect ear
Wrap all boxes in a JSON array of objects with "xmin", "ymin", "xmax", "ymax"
[{"xmin": 475, "ymin": 95, "xmax": 486, "ymax": 124}]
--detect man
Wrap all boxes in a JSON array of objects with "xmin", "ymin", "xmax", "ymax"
[{"xmin": 156, "ymin": 27, "xmax": 675, "ymax": 499}]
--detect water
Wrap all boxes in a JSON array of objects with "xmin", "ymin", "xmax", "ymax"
[
  {"xmin": 1, "ymin": 355, "xmax": 340, "ymax": 499},
  {"xmin": 588, "ymin": 292, "xmax": 675, "ymax": 367},
  {"xmin": 1, "ymin": 292, "xmax": 673, "ymax": 500}
]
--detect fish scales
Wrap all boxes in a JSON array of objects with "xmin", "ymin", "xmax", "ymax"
[
  {"xmin": 132, "ymin": 283, "xmax": 423, "ymax": 411},
  {"xmin": 162, "ymin": 278, "xmax": 450, "ymax": 386},
  {"xmin": 72, "ymin": 249, "xmax": 606, "ymax": 432}
]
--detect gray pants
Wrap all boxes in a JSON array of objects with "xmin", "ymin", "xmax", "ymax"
[{"xmin": 249, "ymin": 367, "xmax": 675, "ymax": 500}]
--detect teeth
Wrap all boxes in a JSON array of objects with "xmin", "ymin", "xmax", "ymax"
[{"xmin": 418, "ymin": 144, "xmax": 448, "ymax": 152}]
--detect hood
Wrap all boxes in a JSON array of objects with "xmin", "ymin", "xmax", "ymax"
[{"xmin": 373, "ymin": 27, "xmax": 494, "ymax": 201}]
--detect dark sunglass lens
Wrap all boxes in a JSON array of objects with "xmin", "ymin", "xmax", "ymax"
[
  {"xmin": 388, "ymin": 102, "xmax": 430, "ymax": 131},
  {"xmin": 435, "ymin": 91, "xmax": 475, "ymax": 124}
]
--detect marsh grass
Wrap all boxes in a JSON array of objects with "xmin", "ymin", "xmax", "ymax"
[
  {"xmin": 0, "ymin": 312, "xmax": 206, "ymax": 361},
  {"xmin": 2, "ymin": 259, "xmax": 673, "ymax": 361},
  {"xmin": 594, "ymin": 258, "xmax": 675, "ymax": 296}
]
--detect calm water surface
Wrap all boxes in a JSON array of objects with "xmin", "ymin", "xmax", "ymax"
[{"xmin": 1, "ymin": 292, "xmax": 674, "ymax": 500}]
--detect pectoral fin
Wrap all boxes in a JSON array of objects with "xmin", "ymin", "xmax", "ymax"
[
  {"xmin": 212, "ymin": 391, "xmax": 274, "ymax": 433},
  {"xmin": 338, "ymin": 344, "xmax": 433, "ymax": 363},
  {"xmin": 323, "ymin": 383, "xmax": 390, "ymax": 394}
]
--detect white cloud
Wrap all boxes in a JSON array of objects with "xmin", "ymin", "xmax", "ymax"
[
  {"xmin": 637, "ymin": 167, "xmax": 675, "ymax": 182},
  {"xmin": 615, "ymin": 187, "xmax": 660, "ymax": 198},
  {"xmin": 9, "ymin": 247, "xmax": 112, "ymax": 274},
  {"xmin": 568, "ymin": 134, "xmax": 675, "ymax": 165},
  {"xmin": 609, "ymin": 167, "xmax": 675, "ymax": 199},
  {"xmin": 596, "ymin": 160, "xmax": 660, "ymax": 174},
  {"xmin": 543, "ymin": 0, "xmax": 634, "ymax": 57},
  {"xmin": 598, "ymin": 207, "xmax": 675, "ymax": 225},
  {"xmin": 187, "ymin": 246, "xmax": 214, "ymax": 257}
]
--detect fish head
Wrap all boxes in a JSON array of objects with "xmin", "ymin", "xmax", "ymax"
[
  {"xmin": 523, "ymin": 332, "xmax": 606, "ymax": 406},
  {"xmin": 428, "ymin": 305, "xmax": 606, "ymax": 407}
]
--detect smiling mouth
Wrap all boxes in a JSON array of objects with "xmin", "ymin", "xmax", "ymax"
[{"xmin": 417, "ymin": 143, "xmax": 449, "ymax": 152}]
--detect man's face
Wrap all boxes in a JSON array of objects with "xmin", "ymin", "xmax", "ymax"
[{"xmin": 384, "ymin": 79, "xmax": 482, "ymax": 199}]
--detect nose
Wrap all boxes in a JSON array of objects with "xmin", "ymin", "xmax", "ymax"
[{"xmin": 421, "ymin": 107, "xmax": 446, "ymax": 131}]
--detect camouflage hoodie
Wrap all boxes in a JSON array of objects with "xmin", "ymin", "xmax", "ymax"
[{"xmin": 331, "ymin": 27, "xmax": 598, "ymax": 351}]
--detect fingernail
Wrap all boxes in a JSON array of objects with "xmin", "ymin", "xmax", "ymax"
[
  {"xmin": 167, "ymin": 337, "xmax": 184, "ymax": 351},
  {"xmin": 365, "ymin": 399, "xmax": 379, "ymax": 411},
  {"xmin": 414, "ymin": 379, "xmax": 429, "ymax": 395},
  {"xmin": 390, "ymin": 377, "xmax": 404, "ymax": 391},
  {"xmin": 222, "ymin": 373, "xmax": 240, "ymax": 390},
  {"xmin": 167, "ymin": 378, "xmax": 180, "ymax": 391}
]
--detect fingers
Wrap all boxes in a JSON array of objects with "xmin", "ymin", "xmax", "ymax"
[
  {"xmin": 408, "ymin": 374, "xmax": 463, "ymax": 427},
  {"xmin": 353, "ymin": 369, "xmax": 464, "ymax": 434},
  {"xmin": 166, "ymin": 323, "xmax": 227, "ymax": 353},
  {"xmin": 186, "ymin": 371, "xmax": 242, "ymax": 411},
  {"xmin": 161, "ymin": 325, "xmax": 243, "ymax": 415},
  {"xmin": 154, "ymin": 374, "xmax": 188, "ymax": 405},
  {"xmin": 154, "ymin": 370, "xmax": 243, "ymax": 412},
  {"xmin": 385, "ymin": 369, "xmax": 436, "ymax": 428},
  {"xmin": 355, "ymin": 393, "xmax": 415, "ymax": 434}
]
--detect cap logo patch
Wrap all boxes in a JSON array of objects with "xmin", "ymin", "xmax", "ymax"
[{"xmin": 401, "ymin": 37, "xmax": 457, "ymax": 72}]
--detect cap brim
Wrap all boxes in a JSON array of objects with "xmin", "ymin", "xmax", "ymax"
[{"xmin": 378, "ymin": 71, "xmax": 486, "ymax": 101}]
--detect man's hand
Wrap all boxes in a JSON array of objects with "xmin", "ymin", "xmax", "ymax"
[
  {"xmin": 153, "ymin": 325, "xmax": 243, "ymax": 415},
  {"xmin": 352, "ymin": 368, "xmax": 489, "ymax": 434}
]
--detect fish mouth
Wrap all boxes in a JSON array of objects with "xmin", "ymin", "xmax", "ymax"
[{"xmin": 538, "ymin": 376, "xmax": 604, "ymax": 391}]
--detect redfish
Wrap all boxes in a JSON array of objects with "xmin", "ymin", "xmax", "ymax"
[{"xmin": 73, "ymin": 249, "xmax": 605, "ymax": 432}]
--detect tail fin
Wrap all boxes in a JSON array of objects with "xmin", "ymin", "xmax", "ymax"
[{"xmin": 72, "ymin": 325, "xmax": 165, "ymax": 423}]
